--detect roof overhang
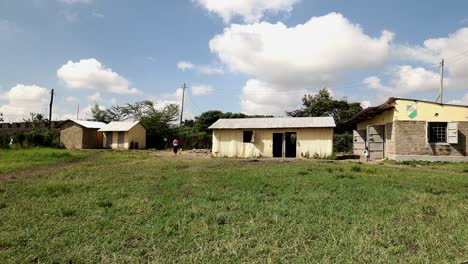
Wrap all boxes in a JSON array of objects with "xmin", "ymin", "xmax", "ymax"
[{"xmin": 348, "ymin": 98, "xmax": 395, "ymax": 124}]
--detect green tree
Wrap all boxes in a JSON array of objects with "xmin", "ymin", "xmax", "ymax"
[
  {"xmin": 287, "ymin": 88, "xmax": 362, "ymax": 134},
  {"xmin": 91, "ymin": 104, "xmax": 127, "ymax": 123}
]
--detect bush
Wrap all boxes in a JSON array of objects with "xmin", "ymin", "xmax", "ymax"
[
  {"xmin": 0, "ymin": 133, "xmax": 10, "ymax": 148},
  {"xmin": 10, "ymin": 130, "xmax": 60, "ymax": 148},
  {"xmin": 333, "ymin": 133, "xmax": 353, "ymax": 153}
]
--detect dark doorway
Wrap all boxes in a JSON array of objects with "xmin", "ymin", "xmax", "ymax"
[
  {"xmin": 285, "ymin": 132, "xmax": 297, "ymax": 158},
  {"xmin": 118, "ymin": 132, "xmax": 125, "ymax": 149},
  {"xmin": 106, "ymin": 132, "xmax": 113, "ymax": 149},
  {"xmin": 272, "ymin": 133, "xmax": 283, "ymax": 158}
]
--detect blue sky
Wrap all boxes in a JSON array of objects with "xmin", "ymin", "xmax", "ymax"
[{"xmin": 0, "ymin": 0, "xmax": 467, "ymax": 121}]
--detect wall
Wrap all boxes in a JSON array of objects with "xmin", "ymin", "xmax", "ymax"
[
  {"xmin": 60, "ymin": 122, "xmax": 83, "ymax": 149},
  {"xmin": 394, "ymin": 121, "xmax": 467, "ymax": 157},
  {"xmin": 101, "ymin": 123, "xmax": 146, "ymax": 149},
  {"xmin": 394, "ymin": 99, "xmax": 468, "ymax": 122},
  {"xmin": 127, "ymin": 123, "xmax": 146, "ymax": 149},
  {"xmin": 357, "ymin": 109, "xmax": 395, "ymax": 130},
  {"xmin": 212, "ymin": 128, "xmax": 333, "ymax": 158}
]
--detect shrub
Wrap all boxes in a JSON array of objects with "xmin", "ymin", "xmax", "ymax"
[{"xmin": 333, "ymin": 133, "xmax": 353, "ymax": 153}]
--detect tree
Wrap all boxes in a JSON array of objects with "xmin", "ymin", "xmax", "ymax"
[
  {"xmin": 91, "ymin": 104, "xmax": 127, "ymax": 123},
  {"xmin": 0, "ymin": 112, "xmax": 3, "ymax": 122},
  {"xmin": 287, "ymin": 88, "xmax": 362, "ymax": 134}
]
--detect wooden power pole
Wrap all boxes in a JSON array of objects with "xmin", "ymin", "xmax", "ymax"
[
  {"xmin": 179, "ymin": 82, "xmax": 186, "ymax": 127},
  {"xmin": 48, "ymin": 89, "xmax": 54, "ymax": 129},
  {"xmin": 439, "ymin": 59, "xmax": 444, "ymax": 104}
]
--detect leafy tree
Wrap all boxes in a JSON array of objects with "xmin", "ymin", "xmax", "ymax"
[
  {"xmin": 194, "ymin": 110, "xmax": 225, "ymax": 132},
  {"xmin": 0, "ymin": 112, "xmax": 3, "ymax": 122},
  {"xmin": 287, "ymin": 88, "xmax": 362, "ymax": 134},
  {"xmin": 91, "ymin": 104, "xmax": 127, "ymax": 123}
]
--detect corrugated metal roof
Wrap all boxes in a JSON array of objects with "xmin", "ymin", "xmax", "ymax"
[
  {"xmin": 98, "ymin": 120, "xmax": 141, "ymax": 132},
  {"xmin": 208, "ymin": 117, "xmax": 336, "ymax": 129},
  {"xmin": 67, "ymin": 119, "xmax": 106, "ymax": 129}
]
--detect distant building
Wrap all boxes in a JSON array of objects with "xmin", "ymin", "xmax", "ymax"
[
  {"xmin": 59, "ymin": 119, "xmax": 106, "ymax": 149},
  {"xmin": 99, "ymin": 120, "xmax": 146, "ymax": 149},
  {"xmin": 349, "ymin": 97, "xmax": 468, "ymax": 161},
  {"xmin": 209, "ymin": 117, "xmax": 335, "ymax": 158}
]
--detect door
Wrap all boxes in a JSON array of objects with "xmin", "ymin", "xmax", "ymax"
[
  {"xmin": 118, "ymin": 132, "xmax": 125, "ymax": 149},
  {"xmin": 272, "ymin": 133, "xmax": 283, "ymax": 158},
  {"xmin": 353, "ymin": 130, "xmax": 366, "ymax": 156},
  {"xmin": 367, "ymin": 125, "xmax": 384, "ymax": 160},
  {"xmin": 106, "ymin": 132, "xmax": 113, "ymax": 149},
  {"xmin": 285, "ymin": 132, "xmax": 297, "ymax": 158}
]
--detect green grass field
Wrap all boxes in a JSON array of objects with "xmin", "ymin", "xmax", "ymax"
[
  {"xmin": 0, "ymin": 150, "xmax": 467, "ymax": 263},
  {"xmin": 0, "ymin": 148, "xmax": 94, "ymax": 174}
]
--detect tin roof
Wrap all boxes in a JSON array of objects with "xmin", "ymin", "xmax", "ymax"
[
  {"xmin": 208, "ymin": 117, "xmax": 336, "ymax": 129},
  {"xmin": 65, "ymin": 119, "xmax": 107, "ymax": 129},
  {"xmin": 98, "ymin": 120, "xmax": 141, "ymax": 132},
  {"xmin": 348, "ymin": 97, "xmax": 468, "ymax": 124}
]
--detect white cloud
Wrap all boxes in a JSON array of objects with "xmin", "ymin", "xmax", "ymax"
[
  {"xmin": 360, "ymin": 100, "xmax": 372, "ymax": 109},
  {"xmin": 191, "ymin": 85, "xmax": 213, "ymax": 95},
  {"xmin": 65, "ymin": 96, "xmax": 79, "ymax": 102},
  {"xmin": 365, "ymin": 27, "xmax": 468, "ymax": 100},
  {"xmin": 92, "ymin": 11, "xmax": 104, "ymax": 18},
  {"xmin": 0, "ymin": 19, "xmax": 21, "ymax": 33},
  {"xmin": 395, "ymin": 27, "xmax": 468, "ymax": 89},
  {"xmin": 88, "ymin": 92, "xmax": 102, "ymax": 101},
  {"xmin": 448, "ymin": 93, "xmax": 468, "ymax": 105},
  {"xmin": 177, "ymin": 61, "xmax": 223, "ymax": 74},
  {"xmin": 197, "ymin": 65, "xmax": 224, "ymax": 74},
  {"xmin": 177, "ymin": 61, "xmax": 194, "ymax": 71},
  {"xmin": 364, "ymin": 66, "xmax": 441, "ymax": 95},
  {"xmin": 241, "ymin": 79, "xmax": 306, "ymax": 115},
  {"xmin": 193, "ymin": 0, "xmax": 301, "ymax": 23},
  {"xmin": 58, "ymin": 0, "xmax": 92, "ymax": 4},
  {"xmin": 0, "ymin": 84, "xmax": 49, "ymax": 122},
  {"xmin": 209, "ymin": 12, "xmax": 394, "ymax": 114},
  {"xmin": 57, "ymin": 58, "xmax": 141, "ymax": 95},
  {"xmin": 460, "ymin": 18, "xmax": 468, "ymax": 24}
]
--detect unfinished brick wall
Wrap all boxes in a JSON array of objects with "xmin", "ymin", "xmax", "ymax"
[{"xmin": 394, "ymin": 121, "xmax": 467, "ymax": 156}]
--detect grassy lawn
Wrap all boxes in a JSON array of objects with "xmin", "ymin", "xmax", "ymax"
[
  {"xmin": 384, "ymin": 159, "xmax": 468, "ymax": 173},
  {"xmin": 0, "ymin": 151, "xmax": 467, "ymax": 262},
  {"xmin": 0, "ymin": 148, "xmax": 94, "ymax": 174}
]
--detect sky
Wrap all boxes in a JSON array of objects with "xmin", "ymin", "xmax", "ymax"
[{"xmin": 0, "ymin": 0, "xmax": 467, "ymax": 122}]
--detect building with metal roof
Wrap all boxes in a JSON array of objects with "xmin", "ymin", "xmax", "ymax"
[
  {"xmin": 59, "ymin": 119, "xmax": 107, "ymax": 149},
  {"xmin": 98, "ymin": 120, "xmax": 146, "ymax": 149},
  {"xmin": 209, "ymin": 117, "xmax": 336, "ymax": 158},
  {"xmin": 349, "ymin": 97, "xmax": 468, "ymax": 161}
]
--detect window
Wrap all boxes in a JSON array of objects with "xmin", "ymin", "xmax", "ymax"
[
  {"xmin": 428, "ymin": 122, "xmax": 447, "ymax": 143},
  {"xmin": 243, "ymin": 131, "xmax": 253, "ymax": 143}
]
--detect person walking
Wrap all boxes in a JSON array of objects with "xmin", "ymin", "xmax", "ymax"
[{"xmin": 172, "ymin": 138, "xmax": 180, "ymax": 156}]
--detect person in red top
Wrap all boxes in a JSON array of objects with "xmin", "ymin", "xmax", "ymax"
[{"xmin": 172, "ymin": 138, "xmax": 180, "ymax": 156}]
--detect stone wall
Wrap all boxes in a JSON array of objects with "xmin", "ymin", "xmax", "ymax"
[{"xmin": 394, "ymin": 121, "xmax": 467, "ymax": 156}]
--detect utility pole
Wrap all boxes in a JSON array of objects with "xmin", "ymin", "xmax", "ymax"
[
  {"xmin": 48, "ymin": 89, "xmax": 54, "ymax": 129},
  {"xmin": 179, "ymin": 82, "xmax": 186, "ymax": 127},
  {"xmin": 439, "ymin": 59, "xmax": 444, "ymax": 104},
  {"xmin": 76, "ymin": 104, "xmax": 80, "ymax": 120}
]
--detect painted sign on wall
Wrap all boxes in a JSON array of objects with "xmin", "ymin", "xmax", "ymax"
[{"xmin": 407, "ymin": 104, "xmax": 417, "ymax": 119}]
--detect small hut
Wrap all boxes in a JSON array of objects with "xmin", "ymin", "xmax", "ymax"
[
  {"xmin": 99, "ymin": 120, "xmax": 146, "ymax": 149},
  {"xmin": 59, "ymin": 119, "xmax": 106, "ymax": 149}
]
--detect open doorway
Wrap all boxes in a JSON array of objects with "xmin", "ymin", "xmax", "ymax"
[
  {"xmin": 272, "ymin": 133, "xmax": 283, "ymax": 158},
  {"xmin": 285, "ymin": 132, "xmax": 297, "ymax": 158}
]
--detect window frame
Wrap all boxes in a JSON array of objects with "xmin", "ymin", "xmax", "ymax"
[{"xmin": 427, "ymin": 122, "xmax": 448, "ymax": 144}]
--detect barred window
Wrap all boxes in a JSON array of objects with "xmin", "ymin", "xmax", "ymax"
[{"xmin": 428, "ymin": 122, "xmax": 447, "ymax": 143}]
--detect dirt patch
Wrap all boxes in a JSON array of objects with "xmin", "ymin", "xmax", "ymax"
[{"xmin": 0, "ymin": 152, "xmax": 104, "ymax": 183}]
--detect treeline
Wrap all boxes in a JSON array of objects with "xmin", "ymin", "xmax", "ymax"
[
  {"xmin": 90, "ymin": 88, "xmax": 361, "ymax": 152},
  {"xmin": 0, "ymin": 113, "xmax": 60, "ymax": 149},
  {"xmin": 0, "ymin": 88, "xmax": 362, "ymax": 153}
]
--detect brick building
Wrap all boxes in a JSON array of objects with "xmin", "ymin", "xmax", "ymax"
[{"xmin": 349, "ymin": 97, "xmax": 468, "ymax": 162}]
